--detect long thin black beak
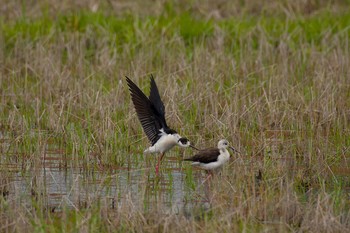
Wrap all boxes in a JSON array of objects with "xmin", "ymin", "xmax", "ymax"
[
  {"xmin": 190, "ymin": 145, "xmax": 200, "ymax": 150},
  {"xmin": 230, "ymin": 146, "xmax": 240, "ymax": 154}
]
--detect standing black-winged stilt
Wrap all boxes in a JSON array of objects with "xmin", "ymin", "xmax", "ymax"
[
  {"xmin": 183, "ymin": 139, "xmax": 239, "ymax": 177},
  {"xmin": 126, "ymin": 75, "xmax": 198, "ymax": 175}
]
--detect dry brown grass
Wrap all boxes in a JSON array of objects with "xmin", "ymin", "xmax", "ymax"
[{"xmin": 1, "ymin": 0, "xmax": 349, "ymax": 20}]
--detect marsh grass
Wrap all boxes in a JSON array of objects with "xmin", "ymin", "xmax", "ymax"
[{"xmin": 1, "ymin": 0, "xmax": 350, "ymax": 232}]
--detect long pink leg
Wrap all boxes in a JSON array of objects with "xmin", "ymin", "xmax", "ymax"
[
  {"xmin": 155, "ymin": 153, "xmax": 165, "ymax": 175},
  {"xmin": 207, "ymin": 170, "xmax": 213, "ymax": 180}
]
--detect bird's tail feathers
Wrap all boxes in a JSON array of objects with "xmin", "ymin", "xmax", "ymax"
[{"xmin": 144, "ymin": 145, "xmax": 157, "ymax": 154}]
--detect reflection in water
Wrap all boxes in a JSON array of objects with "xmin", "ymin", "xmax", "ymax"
[
  {"xmin": 3, "ymin": 148, "xmax": 349, "ymax": 217},
  {"xmin": 1, "ymin": 151, "xmax": 210, "ymax": 215}
]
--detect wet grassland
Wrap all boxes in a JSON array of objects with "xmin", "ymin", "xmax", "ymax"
[{"xmin": 0, "ymin": 1, "xmax": 350, "ymax": 232}]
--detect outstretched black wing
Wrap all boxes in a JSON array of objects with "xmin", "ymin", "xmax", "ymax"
[
  {"xmin": 126, "ymin": 76, "xmax": 164, "ymax": 145},
  {"xmin": 184, "ymin": 148, "xmax": 220, "ymax": 164},
  {"xmin": 149, "ymin": 75, "xmax": 167, "ymax": 126}
]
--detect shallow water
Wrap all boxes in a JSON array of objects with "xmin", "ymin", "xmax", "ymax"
[
  {"xmin": 1, "ymin": 139, "xmax": 349, "ymax": 215},
  {"xmin": 0, "ymin": 148, "xmax": 211, "ymax": 214}
]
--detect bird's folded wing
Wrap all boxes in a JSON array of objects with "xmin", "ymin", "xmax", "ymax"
[{"xmin": 184, "ymin": 148, "xmax": 220, "ymax": 163}]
